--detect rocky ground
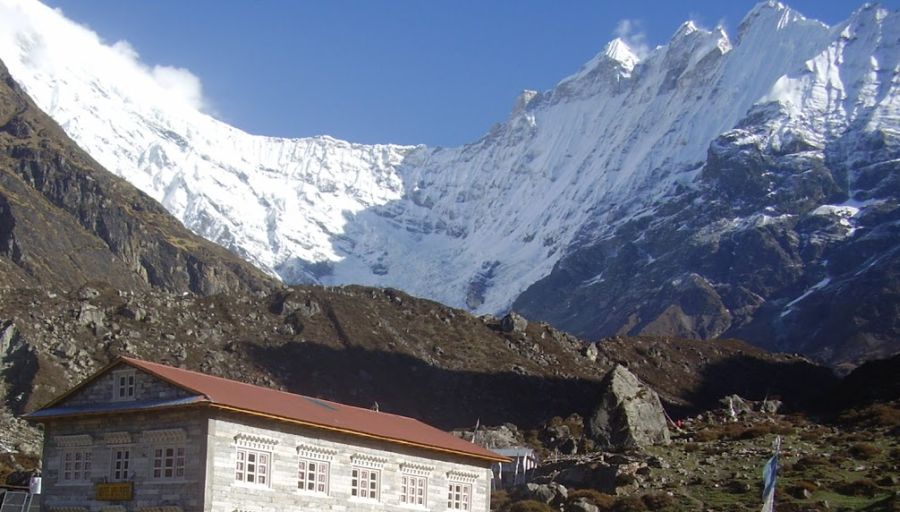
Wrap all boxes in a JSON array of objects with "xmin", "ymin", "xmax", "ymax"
[
  {"xmin": 477, "ymin": 396, "xmax": 900, "ymax": 511},
  {"xmin": 0, "ymin": 283, "xmax": 847, "ymax": 486}
]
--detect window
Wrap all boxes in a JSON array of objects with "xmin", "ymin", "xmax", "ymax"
[
  {"xmin": 448, "ymin": 482, "xmax": 471, "ymax": 510},
  {"xmin": 351, "ymin": 467, "xmax": 380, "ymax": 500},
  {"xmin": 235, "ymin": 448, "xmax": 270, "ymax": 486},
  {"xmin": 61, "ymin": 448, "xmax": 92, "ymax": 482},
  {"xmin": 110, "ymin": 448, "xmax": 130, "ymax": 481},
  {"xmin": 112, "ymin": 370, "xmax": 136, "ymax": 401},
  {"xmin": 400, "ymin": 474, "xmax": 427, "ymax": 507},
  {"xmin": 152, "ymin": 446, "xmax": 185, "ymax": 479},
  {"xmin": 298, "ymin": 459, "xmax": 329, "ymax": 494}
]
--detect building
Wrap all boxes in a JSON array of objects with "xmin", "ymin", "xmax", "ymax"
[
  {"xmin": 26, "ymin": 357, "xmax": 507, "ymax": 512},
  {"xmin": 490, "ymin": 448, "xmax": 538, "ymax": 488}
]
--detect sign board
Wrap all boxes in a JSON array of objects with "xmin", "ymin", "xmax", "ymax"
[{"xmin": 95, "ymin": 482, "xmax": 133, "ymax": 501}]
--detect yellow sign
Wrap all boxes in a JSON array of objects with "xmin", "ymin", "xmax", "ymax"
[{"xmin": 95, "ymin": 482, "xmax": 134, "ymax": 501}]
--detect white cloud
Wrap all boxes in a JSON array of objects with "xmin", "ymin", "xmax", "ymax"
[
  {"xmin": 614, "ymin": 19, "xmax": 650, "ymax": 59},
  {"xmin": 110, "ymin": 39, "xmax": 210, "ymax": 113},
  {"xmin": 0, "ymin": 0, "xmax": 212, "ymax": 115}
]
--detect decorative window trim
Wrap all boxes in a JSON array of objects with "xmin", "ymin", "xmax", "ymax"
[
  {"xmin": 103, "ymin": 432, "xmax": 132, "ymax": 445},
  {"xmin": 54, "ymin": 434, "xmax": 92, "ymax": 448},
  {"xmin": 111, "ymin": 369, "xmax": 136, "ymax": 402},
  {"xmin": 142, "ymin": 429, "xmax": 187, "ymax": 444},
  {"xmin": 447, "ymin": 469, "xmax": 479, "ymax": 483},
  {"xmin": 350, "ymin": 453, "xmax": 387, "ymax": 469},
  {"xmin": 234, "ymin": 433, "xmax": 278, "ymax": 452},
  {"xmin": 400, "ymin": 462, "xmax": 435, "ymax": 477},
  {"xmin": 296, "ymin": 444, "xmax": 337, "ymax": 461}
]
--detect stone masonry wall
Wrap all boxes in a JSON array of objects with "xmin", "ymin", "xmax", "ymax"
[
  {"xmin": 207, "ymin": 411, "xmax": 493, "ymax": 512},
  {"xmin": 40, "ymin": 409, "xmax": 208, "ymax": 512},
  {"xmin": 61, "ymin": 364, "xmax": 193, "ymax": 407}
]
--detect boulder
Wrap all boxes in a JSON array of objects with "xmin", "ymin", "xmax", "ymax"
[
  {"xmin": 501, "ymin": 312, "xmax": 528, "ymax": 333},
  {"xmin": 588, "ymin": 365, "xmax": 670, "ymax": 450},
  {"xmin": 513, "ymin": 482, "xmax": 567, "ymax": 505}
]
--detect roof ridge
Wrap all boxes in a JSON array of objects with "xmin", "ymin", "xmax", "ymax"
[{"xmin": 122, "ymin": 356, "xmax": 422, "ymax": 422}]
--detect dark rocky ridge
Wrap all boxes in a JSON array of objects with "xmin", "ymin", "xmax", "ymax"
[
  {"xmin": 0, "ymin": 60, "xmax": 273, "ymax": 295},
  {"xmin": 515, "ymin": 102, "xmax": 900, "ymax": 368}
]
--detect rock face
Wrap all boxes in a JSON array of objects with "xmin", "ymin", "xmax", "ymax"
[
  {"xmin": 588, "ymin": 365, "xmax": 670, "ymax": 450},
  {"xmin": 0, "ymin": 60, "xmax": 273, "ymax": 296}
]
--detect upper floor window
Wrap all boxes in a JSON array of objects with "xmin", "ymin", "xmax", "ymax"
[{"xmin": 112, "ymin": 369, "xmax": 136, "ymax": 401}]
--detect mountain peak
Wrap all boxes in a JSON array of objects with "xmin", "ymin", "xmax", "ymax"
[{"xmin": 603, "ymin": 37, "xmax": 639, "ymax": 67}]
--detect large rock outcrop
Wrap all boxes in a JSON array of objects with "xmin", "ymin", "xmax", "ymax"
[{"xmin": 588, "ymin": 365, "xmax": 670, "ymax": 450}]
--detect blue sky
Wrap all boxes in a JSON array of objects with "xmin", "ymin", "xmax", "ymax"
[{"xmin": 44, "ymin": 1, "xmax": 893, "ymax": 147}]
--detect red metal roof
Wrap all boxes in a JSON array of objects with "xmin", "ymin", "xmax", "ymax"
[{"xmin": 117, "ymin": 357, "xmax": 505, "ymax": 463}]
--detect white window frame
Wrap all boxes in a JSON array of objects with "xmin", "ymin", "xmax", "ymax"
[
  {"xmin": 151, "ymin": 445, "xmax": 186, "ymax": 480},
  {"xmin": 111, "ymin": 369, "xmax": 136, "ymax": 401},
  {"xmin": 61, "ymin": 447, "xmax": 93, "ymax": 483},
  {"xmin": 109, "ymin": 447, "xmax": 132, "ymax": 481},
  {"xmin": 235, "ymin": 447, "xmax": 271, "ymax": 487},
  {"xmin": 350, "ymin": 466, "xmax": 380, "ymax": 501},
  {"xmin": 233, "ymin": 433, "xmax": 278, "ymax": 489},
  {"xmin": 447, "ymin": 481, "xmax": 471, "ymax": 510},
  {"xmin": 400, "ymin": 474, "xmax": 428, "ymax": 507},
  {"xmin": 297, "ymin": 458, "xmax": 329, "ymax": 494}
]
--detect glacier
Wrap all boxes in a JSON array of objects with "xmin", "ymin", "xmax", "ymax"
[{"xmin": 0, "ymin": 0, "xmax": 896, "ymax": 325}]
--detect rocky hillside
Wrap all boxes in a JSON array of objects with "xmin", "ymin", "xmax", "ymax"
[{"xmin": 0, "ymin": 60, "xmax": 273, "ymax": 295}]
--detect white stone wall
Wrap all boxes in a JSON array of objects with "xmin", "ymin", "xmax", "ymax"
[
  {"xmin": 207, "ymin": 412, "xmax": 493, "ymax": 512},
  {"xmin": 40, "ymin": 410, "xmax": 208, "ymax": 512}
]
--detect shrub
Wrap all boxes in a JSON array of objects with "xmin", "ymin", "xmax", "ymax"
[
  {"xmin": 848, "ymin": 442, "xmax": 881, "ymax": 460},
  {"xmin": 737, "ymin": 426, "xmax": 771, "ymax": 440},
  {"xmin": 507, "ymin": 499, "xmax": 554, "ymax": 512},
  {"xmin": 792, "ymin": 454, "xmax": 828, "ymax": 471},
  {"xmin": 836, "ymin": 478, "xmax": 879, "ymax": 497},
  {"xmin": 567, "ymin": 489, "xmax": 615, "ymax": 509},
  {"xmin": 693, "ymin": 429, "xmax": 720, "ymax": 442},
  {"xmin": 641, "ymin": 492, "xmax": 675, "ymax": 510},
  {"xmin": 492, "ymin": 489, "xmax": 511, "ymax": 511},
  {"xmin": 613, "ymin": 495, "xmax": 648, "ymax": 512},
  {"xmin": 682, "ymin": 442, "xmax": 700, "ymax": 453}
]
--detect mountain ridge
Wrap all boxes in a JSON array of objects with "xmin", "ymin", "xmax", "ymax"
[{"xmin": 0, "ymin": 0, "xmax": 897, "ymax": 364}]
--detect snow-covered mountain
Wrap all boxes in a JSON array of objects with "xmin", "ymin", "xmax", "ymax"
[{"xmin": 0, "ymin": 0, "xmax": 897, "ymax": 364}]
